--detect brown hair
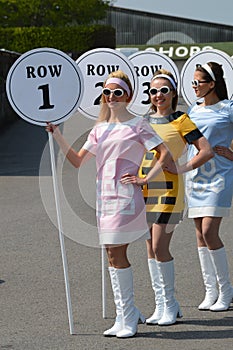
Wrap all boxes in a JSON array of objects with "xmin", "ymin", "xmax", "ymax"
[{"xmin": 196, "ymin": 62, "xmax": 228, "ymax": 100}]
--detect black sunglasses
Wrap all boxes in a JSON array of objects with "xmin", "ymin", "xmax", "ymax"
[
  {"xmin": 149, "ymin": 86, "xmax": 173, "ymax": 95},
  {"xmin": 102, "ymin": 88, "xmax": 125, "ymax": 97}
]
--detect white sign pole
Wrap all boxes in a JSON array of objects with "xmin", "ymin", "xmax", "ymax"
[
  {"xmin": 6, "ymin": 47, "xmax": 83, "ymax": 334},
  {"xmin": 101, "ymin": 246, "xmax": 107, "ymax": 319},
  {"xmin": 48, "ymin": 132, "xmax": 75, "ymax": 334}
]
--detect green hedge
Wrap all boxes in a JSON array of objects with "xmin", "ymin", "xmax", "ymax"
[{"xmin": 0, "ymin": 25, "xmax": 116, "ymax": 59}]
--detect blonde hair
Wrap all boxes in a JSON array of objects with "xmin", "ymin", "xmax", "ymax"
[
  {"xmin": 97, "ymin": 70, "xmax": 133, "ymax": 123},
  {"xmin": 150, "ymin": 69, "xmax": 178, "ymax": 112}
]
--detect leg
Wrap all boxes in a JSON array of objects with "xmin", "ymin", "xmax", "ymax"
[
  {"xmin": 103, "ymin": 245, "xmax": 129, "ymax": 336},
  {"xmin": 197, "ymin": 246, "xmax": 218, "ymax": 310},
  {"xmin": 151, "ymin": 224, "xmax": 182, "ymax": 326},
  {"xmin": 199, "ymin": 217, "xmax": 223, "ymax": 250},
  {"xmin": 146, "ymin": 236, "xmax": 154, "ymax": 260},
  {"xmin": 157, "ymin": 259, "xmax": 183, "ymax": 326},
  {"xmin": 104, "ymin": 244, "xmax": 145, "ymax": 338},
  {"xmin": 105, "ymin": 244, "xmax": 130, "ymax": 269},
  {"xmin": 151, "ymin": 223, "xmax": 173, "ymax": 262},
  {"xmin": 194, "ymin": 217, "xmax": 220, "ymax": 310},
  {"xmin": 194, "ymin": 217, "xmax": 233, "ymax": 311},
  {"xmin": 103, "ymin": 266, "xmax": 122, "ymax": 336},
  {"xmin": 195, "ymin": 217, "xmax": 207, "ymax": 248},
  {"xmin": 115, "ymin": 266, "xmax": 145, "ymax": 338},
  {"xmin": 209, "ymin": 246, "xmax": 233, "ymax": 311},
  {"xmin": 146, "ymin": 235, "xmax": 164, "ymax": 324}
]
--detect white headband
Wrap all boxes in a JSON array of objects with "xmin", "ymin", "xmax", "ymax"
[
  {"xmin": 202, "ymin": 64, "xmax": 216, "ymax": 81},
  {"xmin": 151, "ymin": 74, "xmax": 177, "ymax": 90},
  {"xmin": 105, "ymin": 77, "xmax": 131, "ymax": 96}
]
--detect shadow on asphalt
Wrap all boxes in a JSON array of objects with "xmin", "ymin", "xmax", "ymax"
[
  {"xmin": 137, "ymin": 317, "xmax": 233, "ymax": 339},
  {"xmin": 0, "ymin": 119, "xmax": 59, "ymax": 176}
]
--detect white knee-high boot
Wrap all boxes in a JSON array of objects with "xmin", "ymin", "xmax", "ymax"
[
  {"xmin": 103, "ymin": 267, "xmax": 122, "ymax": 336},
  {"xmin": 198, "ymin": 247, "xmax": 218, "ymax": 310},
  {"xmin": 146, "ymin": 259, "xmax": 164, "ymax": 324},
  {"xmin": 157, "ymin": 260, "xmax": 182, "ymax": 326},
  {"xmin": 209, "ymin": 247, "xmax": 233, "ymax": 311},
  {"xmin": 115, "ymin": 266, "xmax": 145, "ymax": 338}
]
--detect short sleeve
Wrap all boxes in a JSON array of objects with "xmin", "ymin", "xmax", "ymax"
[
  {"xmin": 174, "ymin": 113, "xmax": 203, "ymax": 144},
  {"xmin": 139, "ymin": 118, "xmax": 163, "ymax": 150},
  {"xmin": 82, "ymin": 127, "xmax": 97, "ymax": 155}
]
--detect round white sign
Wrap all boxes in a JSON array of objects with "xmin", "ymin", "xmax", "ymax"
[
  {"xmin": 6, "ymin": 47, "xmax": 83, "ymax": 126},
  {"xmin": 76, "ymin": 48, "xmax": 139, "ymax": 120},
  {"xmin": 180, "ymin": 49, "xmax": 233, "ymax": 106},
  {"xmin": 128, "ymin": 51, "xmax": 180, "ymax": 116}
]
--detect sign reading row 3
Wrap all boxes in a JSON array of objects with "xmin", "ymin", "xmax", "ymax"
[{"xmin": 6, "ymin": 47, "xmax": 233, "ymax": 126}]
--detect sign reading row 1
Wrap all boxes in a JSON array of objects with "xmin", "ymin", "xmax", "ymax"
[
  {"xmin": 6, "ymin": 47, "xmax": 233, "ymax": 126},
  {"xmin": 6, "ymin": 48, "xmax": 83, "ymax": 126}
]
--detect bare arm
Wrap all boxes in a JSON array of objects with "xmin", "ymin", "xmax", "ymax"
[
  {"xmin": 165, "ymin": 136, "xmax": 214, "ymax": 174},
  {"xmin": 46, "ymin": 123, "xmax": 93, "ymax": 168},
  {"xmin": 213, "ymin": 142, "xmax": 233, "ymax": 161},
  {"xmin": 120, "ymin": 142, "xmax": 173, "ymax": 186},
  {"xmin": 143, "ymin": 143, "xmax": 172, "ymax": 183}
]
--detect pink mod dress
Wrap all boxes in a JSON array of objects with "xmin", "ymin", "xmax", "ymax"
[{"xmin": 83, "ymin": 116, "xmax": 163, "ymax": 245}]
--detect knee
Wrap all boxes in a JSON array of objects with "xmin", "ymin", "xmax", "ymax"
[
  {"xmin": 106, "ymin": 247, "xmax": 130, "ymax": 268},
  {"xmin": 197, "ymin": 235, "xmax": 206, "ymax": 246},
  {"xmin": 202, "ymin": 230, "xmax": 211, "ymax": 243},
  {"xmin": 106, "ymin": 249, "xmax": 115, "ymax": 266},
  {"xmin": 152, "ymin": 243, "xmax": 160, "ymax": 258},
  {"xmin": 202, "ymin": 230, "xmax": 218, "ymax": 247},
  {"xmin": 146, "ymin": 240, "xmax": 155, "ymax": 258}
]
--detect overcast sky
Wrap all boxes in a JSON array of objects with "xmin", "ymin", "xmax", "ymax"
[{"xmin": 113, "ymin": 0, "xmax": 233, "ymax": 26}]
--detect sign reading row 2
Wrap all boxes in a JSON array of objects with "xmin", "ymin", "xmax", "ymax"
[
  {"xmin": 6, "ymin": 48, "xmax": 83, "ymax": 126},
  {"xmin": 75, "ymin": 48, "xmax": 139, "ymax": 119}
]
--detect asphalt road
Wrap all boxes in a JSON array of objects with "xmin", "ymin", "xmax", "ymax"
[{"xmin": 1, "ymin": 108, "xmax": 233, "ymax": 350}]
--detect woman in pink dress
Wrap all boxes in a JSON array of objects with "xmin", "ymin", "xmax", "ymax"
[{"xmin": 46, "ymin": 70, "xmax": 172, "ymax": 338}]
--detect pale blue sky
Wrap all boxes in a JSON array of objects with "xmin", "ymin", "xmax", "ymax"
[{"xmin": 113, "ymin": 0, "xmax": 233, "ymax": 26}]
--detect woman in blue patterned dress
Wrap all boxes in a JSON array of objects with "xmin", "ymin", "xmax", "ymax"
[{"xmin": 186, "ymin": 62, "xmax": 233, "ymax": 311}]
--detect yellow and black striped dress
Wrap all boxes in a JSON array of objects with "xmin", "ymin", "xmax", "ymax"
[{"xmin": 139, "ymin": 111, "xmax": 203, "ymax": 224}]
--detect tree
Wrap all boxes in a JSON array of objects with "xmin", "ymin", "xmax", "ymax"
[{"xmin": 0, "ymin": 0, "xmax": 112, "ymax": 27}]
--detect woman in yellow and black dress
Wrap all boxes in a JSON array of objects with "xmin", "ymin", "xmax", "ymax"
[{"xmin": 139, "ymin": 69, "xmax": 213, "ymax": 326}]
